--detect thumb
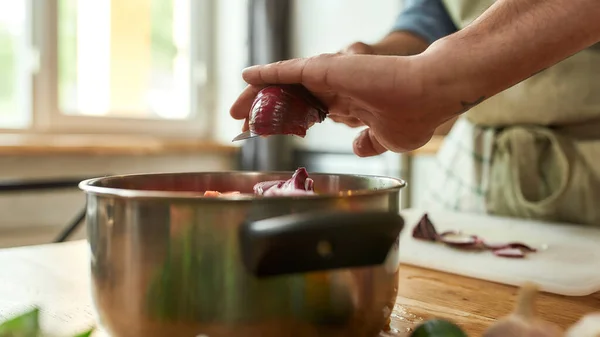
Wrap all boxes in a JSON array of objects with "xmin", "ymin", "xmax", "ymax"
[{"xmin": 353, "ymin": 128, "xmax": 388, "ymax": 157}]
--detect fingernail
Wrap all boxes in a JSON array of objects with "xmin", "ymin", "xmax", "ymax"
[{"xmin": 242, "ymin": 65, "xmax": 260, "ymax": 72}]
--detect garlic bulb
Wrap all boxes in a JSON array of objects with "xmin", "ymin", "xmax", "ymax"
[
  {"xmin": 483, "ymin": 282, "xmax": 564, "ymax": 337},
  {"xmin": 565, "ymin": 313, "xmax": 600, "ymax": 337}
]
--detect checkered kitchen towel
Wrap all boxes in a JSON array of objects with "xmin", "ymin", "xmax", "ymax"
[{"xmin": 421, "ymin": 116, "xmax": 498, "ymax": 214}]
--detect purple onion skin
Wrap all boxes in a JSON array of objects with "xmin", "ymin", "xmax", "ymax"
[
  {"xmin": 249, "ymin": 85, "xmax": 328, "ymax": 138},
  {"xmin": 253, "ymin": 180, "xmax": 284, "ymax": 195},
  {"xmin": 483, "ymin": 242, "xmax": 537, "ymax": 252},
  {"xmin": 493, "ymin": 248, "xmax": 526, "ymax": 258},
  {"xmin": 253, "ymin": 167, "xmax": 316, "ymax": 196},
  {"xmin": 412, "ymin": 213, "xmax": 536, "ymax": 258}
]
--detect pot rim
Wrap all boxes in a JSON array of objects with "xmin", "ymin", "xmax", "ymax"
[{"xmin": 79, "ymin": 170, "xmax": 407, "ymax": 201}]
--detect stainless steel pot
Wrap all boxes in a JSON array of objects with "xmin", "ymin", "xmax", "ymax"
[{"xmin": 79, "ymin": 171, "xmax": 406, "ymax": 337}]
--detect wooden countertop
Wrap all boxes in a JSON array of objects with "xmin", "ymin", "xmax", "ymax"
[{"xmin": 0, "ymin": 241, "xmax": 596, "ymax": 336}]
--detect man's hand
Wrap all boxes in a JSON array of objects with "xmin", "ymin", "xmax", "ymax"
[
  {"xmin": 230, "ymin": 53, "xmax": 449, "ymax": 157},
  {"xmin": 341, "ymin": 34, "xmax": 458, "ymax": 136},
  {"xmin": 318, "ymin": 42, "xmax": 375, "ymax": 129},
  {"xmin": 324, "ymin": 42, "xmax": 376, "ymax": 129}
]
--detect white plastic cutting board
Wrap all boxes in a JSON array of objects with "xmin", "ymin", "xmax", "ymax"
[{"xmin": 398, "ymin": 208, "xmax": 600, "ymax": 296}]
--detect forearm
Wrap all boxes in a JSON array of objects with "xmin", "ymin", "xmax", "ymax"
[
  {"xmin": 371, "ymin": 31, "xmax": 430, "ymax": 56},
  {"xmin": 418, "ymin": 0, "xmax": 600, "ymax": 122},
  {"xmin": 374, "ymin": 0, "xmax": 457, "ymax": 56}
]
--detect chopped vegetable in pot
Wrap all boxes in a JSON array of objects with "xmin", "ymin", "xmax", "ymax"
[
  {"xmin": 203, "ymin": 191, "xmax": 241, "ymax": 197},
  {"xmin": 202, "ymin": 167, "xmax": 316, "ymax": 197},
  {"xmin": 253, "ymin": 167, "xmax": 315, "ymax": 196}
]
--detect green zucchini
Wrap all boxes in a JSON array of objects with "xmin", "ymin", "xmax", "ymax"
[
  {"xmin": 410, "ymin": 319, "xmax": 468, "ymax": 337},
  {"xmin": 0, "ymin": 307, "xmax": 94, "ymax": 337},
  {"xmin": 0, "ymin": 307, "xmax": 40, "ymax": 337}
]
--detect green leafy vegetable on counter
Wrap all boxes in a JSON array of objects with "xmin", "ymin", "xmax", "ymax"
[
  {"xmin": 410, "ymin": 319, "xmax": 469, "ymax": 337},
  {"xmin": 0, "ymin": 307, "xmax": 40, "ymax": 337},
  {"xmin": 0, "ymin": 307, "xmax": 95, "ymax": 337},
  {"xmin": 71, "ymin": 329, "xmax": 95, "ymax": 337}
]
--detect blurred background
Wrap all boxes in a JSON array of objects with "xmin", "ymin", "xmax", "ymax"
[{"xmin": 0, "ymin": 0, "xmax": 440, "ymax": 247}]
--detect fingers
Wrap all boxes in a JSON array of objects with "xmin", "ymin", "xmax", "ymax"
[
  {"xmin": 353, "ymin": 128, "xmax": 389, "ymax": 157},
  {"xmin": 230, "ymin": 85, "xmax": 263, "ymax": 120},
  {"xmin": 329, "ymin": 115, "xmax": 365, "ymax": 128},
  {"xmin": 341, "ymin": 42, "xmax": 374, "ymax": 55},
  {"xmin": 241, "ymin": 54, "xmax": 340, "ymax": 90},
  {"xmin": 242, "ymin": 58, "xmax": 311, "ymax": 86}
]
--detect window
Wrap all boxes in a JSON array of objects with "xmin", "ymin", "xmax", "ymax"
[
  {"xmin": 0, "ymin": 1, "xmax": 31, "ymax": 129},
  {"xmin": 0, "ymin": 0, "xmax": 214, "ymax": 137}
]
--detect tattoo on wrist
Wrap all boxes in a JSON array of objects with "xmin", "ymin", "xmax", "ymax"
[{"xmin": 457, "ymin": 95, "xmax": 486, "ymax": 114}]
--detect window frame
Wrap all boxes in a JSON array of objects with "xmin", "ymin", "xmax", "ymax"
[{"xmin": 3, "ymin": 0, "xmax": 217, "ymax": 138}]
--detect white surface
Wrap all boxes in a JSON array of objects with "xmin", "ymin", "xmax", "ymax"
[
  {"xmin": 398, "ymin": 208, "xmax": 600, "ymax": 296},
  {"xmin": 0, "ymin": 241, "xmax": 104, "ymax": 336}
]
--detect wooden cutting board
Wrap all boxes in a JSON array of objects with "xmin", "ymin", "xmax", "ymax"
[{"xmin": 398, "ymin": 208, "xmax": 600, "ymax": 296}]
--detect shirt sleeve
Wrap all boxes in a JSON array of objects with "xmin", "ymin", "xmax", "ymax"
[{"xmin": 391, "ymin": 0, "xmax": 458, "ymax": 44}]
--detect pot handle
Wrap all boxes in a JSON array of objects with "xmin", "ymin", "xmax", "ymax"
[{"xmin": 238, "ymin": 211, "xmax": 404, "ymax": 278}]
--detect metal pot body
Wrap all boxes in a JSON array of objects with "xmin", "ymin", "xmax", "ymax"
[{"xmin": 81, "ymin": 171, "xmax": 406, "ymax": 337}]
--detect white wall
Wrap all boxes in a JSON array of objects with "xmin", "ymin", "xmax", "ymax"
[{"xmin": 290, "ymin": 0, "xmax": 401, "ymax": 57}]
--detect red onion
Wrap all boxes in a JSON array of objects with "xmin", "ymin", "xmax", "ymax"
[
  {"xmin": 253, "ymin": 167, "xmax": 315, "ymax": 196},
  {"xmin": 248, "ymin": 85, "xmax": 328, "ymax": 138},
  {"xmin": 412, "ymin": 213, "xmax": 440, "ymax": 242},
  {"xmin": 439, "ymin": 232, "xmax": 484, "ymax": 248},
  {"xmin": 483, "ymin": 242, "xmax": 537, "ymax": 252},
  {"xmin": 493, "ymin": 248, "xmax": 527, "ymax": 258},
  {"xmin": 411, "ymin": 213, "xmax": 537, "ymax": 259}
]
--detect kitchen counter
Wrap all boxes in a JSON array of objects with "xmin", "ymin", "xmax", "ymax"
[
  {"xmin": 0, "ymin": 134, "xmax": 238, "ymax": 156},
  {"xmin": 0, "ymin": 240, "xmax": 596, "ymax": 336}
]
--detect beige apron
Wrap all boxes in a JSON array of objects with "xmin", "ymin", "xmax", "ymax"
[{"xmin": 440, "ymin": 0, "xmax": 600, "ymax": 226}]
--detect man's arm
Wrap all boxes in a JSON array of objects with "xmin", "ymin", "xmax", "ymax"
[
  {"xmin": 418, "ymin": 0, "xmax": 600, "ymax": 122},
  {"xmin": 365, "ymin": 0, "xmax": 458, "ymax": 56},
  {"xmin": 390, "ymin": 0, "xmax": 458, "ymax": 46}
]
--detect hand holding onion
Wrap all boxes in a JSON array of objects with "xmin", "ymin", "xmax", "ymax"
[{"xmin": 229, "ymin": 53, "xmax": 451, "ymax": 157}]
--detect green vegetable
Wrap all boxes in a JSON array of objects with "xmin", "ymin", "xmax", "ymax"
[
  {"xmin": 410, "ymin": 319, "xmax": 468, "ymax": 337},
  {"xmin": 71, "ymin": 329, "xmax": 95, "ymax": 337},
  {"xmin": 0, "ymin": 307, "xmax": 40, "ymax": 337},
  {"xmin": 0, "ymin": 307, "xmax": 95, "ymax": 337}
]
